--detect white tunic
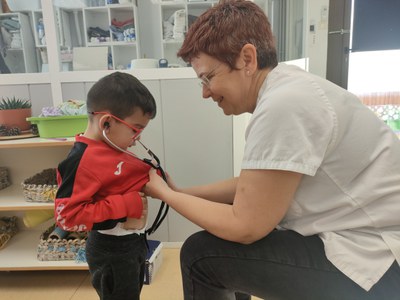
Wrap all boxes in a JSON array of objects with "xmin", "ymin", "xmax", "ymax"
[{"xmin": 242, "ymin": 63, "xmax": 400, "ymax": 291}]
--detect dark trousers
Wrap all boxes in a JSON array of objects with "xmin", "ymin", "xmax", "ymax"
[
  {"xmin": 180, "ymin": 230, "xmax": 400, "ymax": 300},
  {"xmin": 86, "ymin": 231, "xmax": 147, "ymax": 300}
]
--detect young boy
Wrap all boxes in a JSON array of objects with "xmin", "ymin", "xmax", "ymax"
[{"xmin": 55, "ymin": 72, "xmax": 157, "ymax": 300}]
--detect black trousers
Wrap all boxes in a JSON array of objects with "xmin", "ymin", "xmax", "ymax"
[
  {"xmin": 181, "ymin": 230, "xmax": 400, "ymax": 300},
  {"xmin": 86, "ymin": 231, "xmax": 147, "ymax": 300}
]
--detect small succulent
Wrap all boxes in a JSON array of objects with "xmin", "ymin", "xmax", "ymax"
[{"xmin": 0, "ymin": 97, "xmax": 32, "ymax": 110}]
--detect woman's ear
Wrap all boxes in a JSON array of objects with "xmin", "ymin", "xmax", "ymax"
[{"xmin": 240, "ymin": 43, "xmax": 258, "ymax": 75}]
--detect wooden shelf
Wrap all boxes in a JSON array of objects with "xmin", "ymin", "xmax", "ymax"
[
  {"xmin": 0, "ymin": 137, "xmax": 74, "ymax": 149},
  {"xmin": 0, "ymin": 185, "xmax": 53, "ymax": 211},
  {"xmin": 0, "ymin": 136, "xmax": 86, "ymax": 271},
  {"xmin": 0, "ymin": 230, "xmax": 88, "ymax": 271}
]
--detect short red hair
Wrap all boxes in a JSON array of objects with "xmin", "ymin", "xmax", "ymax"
[{"xmin": 177, "ymin": 0, "xmax": 277, "ymax": 70}]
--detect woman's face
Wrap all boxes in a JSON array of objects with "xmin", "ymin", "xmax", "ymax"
[{"xmin": 191, "ymin": 53, "xmax": 253, "ymax": 115}]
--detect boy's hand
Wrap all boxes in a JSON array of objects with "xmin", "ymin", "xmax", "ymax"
[{"xmin": 122, "ymin": 192, "xmax": 148, "ymax": 230}]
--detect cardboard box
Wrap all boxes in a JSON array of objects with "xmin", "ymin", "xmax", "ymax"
[{"xmin": 144, "ymin": 240, "xmax": 163, "ymax": 285}]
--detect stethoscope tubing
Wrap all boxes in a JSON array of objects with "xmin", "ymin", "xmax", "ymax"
[{"xmin": 102, "ymin": 129, "xmax": 169, "ymax": 235}]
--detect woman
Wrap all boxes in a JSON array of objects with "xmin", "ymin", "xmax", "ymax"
[{"xmin": 144, "ymin": 1, "xmax": 400, "ymax": 299}]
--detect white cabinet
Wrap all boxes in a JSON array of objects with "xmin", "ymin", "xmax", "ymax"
[
  {"xmin": 81, "ymin": 3, "xmax": 140, "ymax": 70},
  {"xmin": 49, "ymin": 2, "xmax": 140, "ymax": 71},
  {"xmin": 138, "ymin": 0, "xmax": 217, "ymax": 66},
  {"xmin": 160, "ymin": 78, "xmax": 233, "ymax": 241},
  {"xmin": 0, "ymin": 12, "xmax": 38, "ymax": 73}
]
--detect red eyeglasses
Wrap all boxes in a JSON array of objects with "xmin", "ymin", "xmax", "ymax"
[{"xmin": 89, "ymin": 111, "xmax": 143, "ymax": 141}]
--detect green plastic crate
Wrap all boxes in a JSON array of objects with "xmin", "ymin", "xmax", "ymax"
[{"xmin": 27, "ymin": 115, "xmax": 88, "ymax": 138}]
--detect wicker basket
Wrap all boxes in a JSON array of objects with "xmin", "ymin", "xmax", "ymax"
[
  {"xmin": 0, "ymin": 216, "xmax": 18, "ymax": 250},
  {"xmin": 37, "ymin": 224, "xmax": 87, "ymax": 262},
  {"xmin": 0, "ymin": 167, "xmax": 11, "ymax": 191},
  {"xmin": 21, "ymin": 183, "xmax": 58, "ymax": 202},
  {"xmin": 21, "ymin": 168, "xmax": 58, "ymax": 203}
]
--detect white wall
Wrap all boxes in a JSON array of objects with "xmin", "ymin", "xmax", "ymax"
[{"xmin": 305, "ymin": 0, "xmax": 329, "ymax": 78}]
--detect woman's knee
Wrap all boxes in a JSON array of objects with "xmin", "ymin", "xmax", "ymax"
[{"xmin": 180, "ymin": 231, "xmax": 210, "ymax": 263}]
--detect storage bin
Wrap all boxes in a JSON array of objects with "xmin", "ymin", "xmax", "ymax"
[
  {"xmin": 27, "ymin": 115, "xmax": 88, "ymax": 138},
  {"xmin": 37, "ymin": 224, "xmax": 87, "ymax": 261},
  {"xmin": 0, "ymin": 167, "xmax": 11, "ymax": 191},
  {"xmin": 0, "ymin": 216, "xmax": 18, "ymax": 250},
  {"xmin": 21, "ymin": 168, "xmax": 58, "ymax": 203}
]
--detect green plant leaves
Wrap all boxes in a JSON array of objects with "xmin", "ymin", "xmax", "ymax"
[{"xmin": 0, "ymin": 97, "xmax": 32, "ymax": 110}]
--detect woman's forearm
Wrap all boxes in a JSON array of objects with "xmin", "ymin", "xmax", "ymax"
[
  {"xmin": 179, "ymin": 177, "xmax": 238, "ymax": 204},
  {"xmin": 162, "ymin": 188, "xmax": 252, "ymax": 243}
]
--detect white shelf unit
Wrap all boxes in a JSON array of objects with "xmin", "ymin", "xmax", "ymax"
[
  {"xmin": 159, "ymin": 1, "xmax": 186, "ymax": 66},
  {"xmin": 0, "ymin": 228, "xmax": 88, "ymax": 270},
  {"xmin": 26, "ymin": 7, "xmax": 80, "ymax": 73},
  {"xmin": 0, "ymin": 138, "xmax": 87, "ymax": 271},
  {"xmin": 163, "ymin": 1, "xmax": 216, "ymax": 66},
  {"xmin": 30, "ymin": 10, "xmax": 49, "ymax": 72},
  {"xmin": 0, "ymin": 12, "xmax": 38, "ymax": 73},
  {"xmin": 31, "ymin": 10, "xmax": 45, "ymax": 47},
  {"xmin": 82, "ymin": 3, "xmax": 140, "ymax": 70},
  {"xmin": 139, "ymin": 0, "xmax": 216, "ymax": 67}
]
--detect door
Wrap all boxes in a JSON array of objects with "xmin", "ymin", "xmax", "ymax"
[{"xmin": 326, "ymin": 0, "xmax": 352, "ymax": 89}]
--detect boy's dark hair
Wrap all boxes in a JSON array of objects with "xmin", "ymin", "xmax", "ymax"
[
  {"xmin": 87, "ymin": 72, "xmax": 156, "ymax": 119},
  {"xmin": 177, "ymin": 0, "xmax": 278, "ymax": 70}
]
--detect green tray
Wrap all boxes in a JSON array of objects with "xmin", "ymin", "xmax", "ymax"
[{"xmin": 27, "ymin": 115, "xmax": 88, "ymax": 138}]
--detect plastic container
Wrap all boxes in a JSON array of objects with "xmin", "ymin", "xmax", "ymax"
[{"xmin": 27, "ymin": 115, "xmax": 88, "ymax": 138}]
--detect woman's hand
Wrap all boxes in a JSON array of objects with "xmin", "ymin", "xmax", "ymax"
[
  {"xmin": 123, "ymin": 192, "xmax": 148, "ymax": 230},
  {"xmin": 143, "ymin": 169, "xmax": 171, "ymax": 199}
]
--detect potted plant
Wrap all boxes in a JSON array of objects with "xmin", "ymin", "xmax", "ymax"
[{"xmin": 0, "ymin": 96, "xmax": 32, "ymax": 132}]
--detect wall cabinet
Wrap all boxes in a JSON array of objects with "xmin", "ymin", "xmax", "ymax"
[
  {"xmin": 0, "ymin": 0, "xmax": 218, "ymax": 73},
  {"xmin": 0, "ymin": 12, "xmax": 37, "ymax": 73},
  {"xmin": 1, "ymin": 0, "xmax": 308, "ymax": 74},
  {"xmin": 160, "ymin": 78, "xmax": 233, "ymax": 241},
  {"xmin": 138, "ymin": 0, "xmax": 217, "ymax": 66},
  {"xmin": 81, "ymin": 3, "xmax": 140, "ymax": 69}
]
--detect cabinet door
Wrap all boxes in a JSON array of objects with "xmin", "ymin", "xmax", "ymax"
[{"xmin": 161, "ymin": 78, "xmax": 233, "ymax": 242}]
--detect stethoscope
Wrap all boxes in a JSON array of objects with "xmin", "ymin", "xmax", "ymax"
[{"xmin": 102, "ymin": 129, "xmax": 169, "ymax": 235}]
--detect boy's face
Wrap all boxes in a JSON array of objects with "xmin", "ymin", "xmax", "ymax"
[{"xmin": 104, "ymin": 109, "xmax": 151, "ymax": 150}]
